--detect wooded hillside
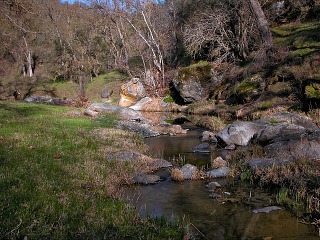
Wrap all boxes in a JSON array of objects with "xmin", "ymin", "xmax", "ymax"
[{"xmin": 0, "ymin": 0, "xmax": 319, "ymax": 99}]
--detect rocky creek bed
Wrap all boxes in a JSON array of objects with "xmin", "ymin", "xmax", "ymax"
[
  {"xmin": 124, "ymin": 126, "xmax": 319, "ymax": 239},
  {"xmin": 24, "ymin": 98, "xmax": 320, "ymax": 238}
]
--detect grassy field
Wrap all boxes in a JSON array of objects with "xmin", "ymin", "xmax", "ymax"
[
  {"xmin": 0, "ymin": 102, "xmax": 183, "ymax": 239},
  {"xmin": 50, "ymin": 70, "xmax": 129, "ymax": 103}
]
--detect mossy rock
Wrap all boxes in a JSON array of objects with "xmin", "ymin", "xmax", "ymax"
[
  {"xmin": 172, "ymin": 61, "xmax": 214, "ymax": 103},
  {"xmin": 236, "ymin": 82, "xmax": 260, "ymax": 94},
  {"xmin": 236, "ymin": 75, "xmax": 263, "ymax": 103},
  {"xmin": 305, "ymin": 83, "xmax": 320, "ymax": 99},
  {"xmin": 177, "ymin": 61, "xmax": 212, "ymax": 82},
  {"xmin": 268, "ymin": 82, "xmax": 293, "ymax": 96}
]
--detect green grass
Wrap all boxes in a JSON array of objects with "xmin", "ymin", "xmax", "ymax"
[
  {"xmin": 50, "ymin": 81, "xmax": 80, "ymax": 99},
  {"xmin": 272, "ymin": 21, "xmax": 320, "ymax": 57},
  {"xmin": 86, "ymin": 71, "xmax": 129, "ymax": 102},
  {"xmin": 49, "ymin": 70, "xmax": 130, "ymax": 102},
  {"xmin": 163, "ymin": 95, "xmax": 174, "ymax": 103},
  {"xmin": 259, "ymin": 101, "xmax": 273, "ymax": 110},
  {"xmin": 0, "ymin": 102, "xmax": 183, "ymax": 239}
]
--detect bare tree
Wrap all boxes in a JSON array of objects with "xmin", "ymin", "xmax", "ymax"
[
  {"xmin": 183, "ymin": 7, "xmax": 235, "ymax": 63},
  {"xmin": 249, "ymin": 0, "xmax": 274, "ymax": 54},
  {"xmin": 0, "ymin": 0, "xmax": 39, "ymax": 78},
  {"xmin": 92, "ymin": 0, "xmax": 167, "ymax": 90}
]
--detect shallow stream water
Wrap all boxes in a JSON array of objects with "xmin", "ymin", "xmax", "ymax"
[{"xmin": 125, "ymin": 123, "xmax": 318, "ymax": 239}]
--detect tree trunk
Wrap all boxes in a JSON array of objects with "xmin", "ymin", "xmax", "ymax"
[
  {"xmin": 27, "ymin": 50, "xmax": 33, "ymax": 77},
  {"xmin": 249, "ymin": 0, "xmax": 274, "ymax": 52},
  {"xmin": 23, "ymin": 36, "xmax": 34, "ymax": 77}
]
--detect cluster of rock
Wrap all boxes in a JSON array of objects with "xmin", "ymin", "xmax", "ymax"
[
  {"xmin": 214, "ymin": 112, "xmax": 320, "ymax": 170},
  {"xmin": 85, "ymin": 101, "xmax": 188, "ymax": 138},
  {"xmin": 170, "ymin": 156, "xmax": 231, "ymax": 182}
]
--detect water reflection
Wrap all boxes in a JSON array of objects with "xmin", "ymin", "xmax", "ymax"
[
  {"xmin": 126, "ymin": 123, "xmax": 318, "ymax": 239},
  {"xmin": 126, "ymin": 179, "xmax": 316, "ymax": 239},
  {"xmin": 145, "ymin": 124, "xmax": 226, "ymax": 167}
]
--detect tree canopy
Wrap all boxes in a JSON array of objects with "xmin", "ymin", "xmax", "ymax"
[{"xmin": 0, "ymin": 0, "xmax": 318, "ymax": 96}]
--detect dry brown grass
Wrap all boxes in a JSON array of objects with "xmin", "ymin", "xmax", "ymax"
[
  {"xmin": 190, "ymin": 115, "xmax": 225, "ymax": 132},
  {"xmin": 90, "ymin": 128, "xmax": 147, "ymax": 153},
  {"xmin": 170, "ymin": 168, "xmax": 184, "ymax": 182},
  {"xmin": 186, "ymin": 100, "xmax": 216, "ymax": 115}
]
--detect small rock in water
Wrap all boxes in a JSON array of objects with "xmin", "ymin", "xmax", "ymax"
[
  {"xmin": 191, "ymin": 143, "xmax": 210, "ymax": 153},
  {"xmin": 201, "ymin": 131, "xmax": 215, "ymax": 142},
  {"xmin": 132, "ymin": 173, "xmax": 161, "ymax": 185},
  {"xmin": 206, "ymin": 167, "xmax": 230, "ymax": 178},
  {"xmin": 211, "ymin": 156, "xmax": 228, "ymax": 169},
  {"xmin": 252, "ymin": 206, "xmax": 282, "ymax": 214},
  {"xmin": 206, "ymin": 181, "xmax": 221, "ymax": 189},
  {"xmin": 225, "ymin": 144, "xmax": 236, "ymax": 150},
  {"xmin": 209, "ymin": 193, "xmax": 222, "ymax": 199}
]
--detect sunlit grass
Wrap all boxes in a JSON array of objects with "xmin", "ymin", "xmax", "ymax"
[
  {"xmin": 85, "ymin": 71, "xmax": 129, "ymax": 102},
  {"xmin": 0, "ymin": 102, "xmax": 183, "ymax": 239}
]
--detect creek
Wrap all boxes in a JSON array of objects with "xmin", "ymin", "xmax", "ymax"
[{"xmin": 125, "ymin": 123, "xmax": 318, "ymax": 239}]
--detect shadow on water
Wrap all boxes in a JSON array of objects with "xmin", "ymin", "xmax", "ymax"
[{"xmin": 124, "ymin": 122, "xmax": 319, "ymax": 239}]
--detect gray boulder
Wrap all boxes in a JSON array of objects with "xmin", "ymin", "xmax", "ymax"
[
  {"xmin": 101, "ymin": 88, "xmax": 113, "ymax": 98},
  {"xmin": 129, "ymin": 97, "xmax": 153, "ymax": 111},
  {"xmin": 211, "ymin": 156, "xmax": 228, "ymax": 169},
  {"xmin": 172, "ymin": 78, "xmax": 205, "ymax": 103},
  {"xmin": 117, "ymin": 121, "xmax": 160, "ymax": 138},
  {"xmin": 89, "ymin": 103, "xmax": 142, "ymax": 121},
  {"xmin": 106, "ymin": 151, "xmax": 172, "ymax": 170},
  {"xmin": 180, "ymin": 164, "xmax": 199, "ymax": 180},
  {"xmin": 252, "ymin": 206, "xmax": 282, "ymax": 214},
  {"xmin": 206, "ymin": 181, "xmax": 221, "ymax": 191},
  {"xmin": 148, "ymin": 159, "xmax": 173, "ymax": 169},
  {"xmin": 216, "ymin": 121, "xmax": 265, "ymax": 146},
  {"xmin": 84, "ymin": 109, "xmax": 99, "ymax": 117},
  {"xmin": 24, "ymin": 95, "xmax": 52, "ymax": 103},
  {"xmin": 257, "ymin": 112, "xmax": 319, "ymax": 131},
  {"xmin": 46, "ymin": 98, "xmax": 73, "ymax": 106},
  {"xmin": 264, "ymin": 131, "xmax": 320, "ymax": 161},
  {"xmin": 24, "ymin": 96, "xmax": 74, "ymax": 106},
  {"xmin": 192, "ymin": 143, "xmax": 210, "ymax": 153},
  {"xmin": 254, "ymin": 123, "xmax": 307, "ymax": 145},
  {"xmin": 171, "ymin": 63, "xmax": 213, "ymax": 103},
  {"xmin": 133, "ymin": 173, "xmax": 161, "ymax": 185},
  {"xmin": 201, "ymin": 131, "xmax": 216, "ymax": 142},
  {"xmin": 207, "ymin": 167, "xmax": 230, "ymax": 178}
]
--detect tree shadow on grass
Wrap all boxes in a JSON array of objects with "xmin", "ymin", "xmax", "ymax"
[{"xmin": 0, "ymin": 102, "xmax": 50, "ymax": 117}]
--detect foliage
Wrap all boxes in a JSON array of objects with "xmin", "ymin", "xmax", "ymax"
[
  {"xmin": 176, "ymin": 61, "xmax": 212, "ymax": 82},
  {"xmin": 163, "ymin": 95, "xmax": 174, "ymax": 103},
  {"xmin": 236, "ymin": 82, "xmax": 260, "ymax": 94},
  {"xmin": 259, "ymin": 101, "xmax": 273, "ymax": 110},
  {"xmin": 305, "ymin": 84, "xmax": 320, "ymax": 99},
  {"xmin": 0, "ymin": 102, "xmax": 184, "ymax": 239}
]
